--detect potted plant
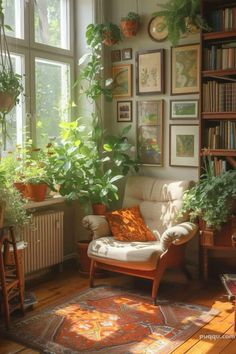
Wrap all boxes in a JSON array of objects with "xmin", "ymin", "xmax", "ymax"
[
  {"xmin": 0, "ymin": 169, "xmax": 29, "ymax": 231},
  {"xmin": 0, "ymin": 3, "xmax": 23, "ymax": 148},
  {"xmin": 180, "ymin": 156, "xmax": 236, "ymax": 234},
  {"xmin": 153, "ymin": 0, "xmax": 210, "ymax": 46},
  {"xmin": 120, "ymin": 12, "xmax": 140, "ymax": 38},
  {"xmin": 85, "ymin": 23, "xmax": 122, "ymax": 47}
]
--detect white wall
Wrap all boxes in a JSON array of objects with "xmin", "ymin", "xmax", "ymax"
[{"xmin": 104, "ymin": 0, "xmax": 200, "ymax": 181}]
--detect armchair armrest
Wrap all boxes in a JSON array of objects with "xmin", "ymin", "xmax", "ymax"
[
  {"xmin": 82, "ymin": 215, "xmax": 111, "ymax": 239},
  {"xmin": 160, "ymin": 222, "xmax": 198, "ymax": 251}
]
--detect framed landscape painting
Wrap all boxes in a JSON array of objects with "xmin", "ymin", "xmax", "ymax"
[
  {"xmin": 136, "ymin": 49, "xmax": 164, "ymax": 95},
  {"xmin": 137, "ymin": 100, "xmax": 163, "ymax": 166},
  {"xmin": 169, "ymin": 124, "xmax": 199, "ymax": 167},
  {"xmin": 171, "ymin": 44, "xmax": 200, "ymax": 95},
  {"xmin": 170, "ymin": 100, "xmax": 199, "ymax": 119},
  {"xmin": 112, "ymin": 64, "xmax": 132, "ymax": 98}
]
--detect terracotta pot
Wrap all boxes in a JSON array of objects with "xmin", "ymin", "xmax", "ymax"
[
  {"xmin": 92, "ymin": 203, "xmax": 106, "ymax": 215},
  {"xmin": 77, "ymin": 240, "xmax": 91, "ymax": 276},
  {"xmin": 120, "ymin": 20, "xmax": 139, "ymax": 38},
  {"xmin": 77, "ymin": 240, "xmax": 104, "ymax": 277},
  {"xmin": 0, "ymin": 92, "xmax": 15, "ymax": 113},
  {"xmin": 14, "ymin": 182, "xmax": 26, "ymax": 195},
  {"xmin": 25, "ymin": 183, "xmax": 48, "ymax": 202},
  {"xmin": 102, "ymin": 31, "xmax": 119, "ymax": 46}
]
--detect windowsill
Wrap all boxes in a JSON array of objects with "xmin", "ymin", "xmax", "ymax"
[{"xmin": 25, "ymin": 195, "xmax": 65, "ymax": 209}]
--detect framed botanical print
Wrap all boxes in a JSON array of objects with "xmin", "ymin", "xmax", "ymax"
[
  {"xmin": 117, "ymin": 101, "xmax": 132, "ymax": 122},
  {"xmin": 169, "ymin": 124, "xmax": 199, "ymax": 167},
  {"xmin": 112, "ymin": 64, "xmax": 132, "ymax": 98},
  {"xmin": 170, "ymin": 100, "xmax": 199, "ymax": 120},
  {"xmin": 137, "ymin": 100, "xmax": 163, "ymax": 166},
  {"xmin": 171, "ymin": 44, "xmax": 200, "ymax": 95},
  {"xmin": 136, "ymin": 49, "xmax": 164, "ymax": 95}
]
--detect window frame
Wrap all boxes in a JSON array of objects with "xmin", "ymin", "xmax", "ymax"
[{"xmin": 5, "ymin": 0, "xmax": 75, "ymax": 148}]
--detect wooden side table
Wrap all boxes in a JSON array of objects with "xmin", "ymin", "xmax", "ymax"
[
  {"xmin": 221, "ymin": 274, "xmax": 236, "ymax": 332},
  {"xmin": 0, "ymin": 226, "xmax": 25, "ymax": 329},
  {"xmin": 200, "ymin": 217, "xmax": 236, "ymax": 281}
]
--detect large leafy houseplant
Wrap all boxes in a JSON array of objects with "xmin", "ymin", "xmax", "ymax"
[
  {"xmin": 49, "ymin": 23, "xmax": 138, "ymax": 211},
  {"xmin": 0, "ymin": 1, "xmax": 23, "ymax": 147},
  {"xmin": 153, "ymin": 0, "xmax": 210, "ymax": 46},
  {"xmin": 180, "ymin": 156, "xmax": 236, "ymax": 230}
]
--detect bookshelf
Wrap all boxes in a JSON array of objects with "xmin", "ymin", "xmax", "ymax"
[{"xmin": 200, "ymin": 0, "xmax": 236, "ymax": 280}]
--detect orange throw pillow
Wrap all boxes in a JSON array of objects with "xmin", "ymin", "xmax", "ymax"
[{"xmin": 106, "ymin": 206, "xmax": 156, "ymax": 242}]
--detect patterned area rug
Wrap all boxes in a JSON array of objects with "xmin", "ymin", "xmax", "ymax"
[{"xmin": 3, "ymin": 287, "xmax": 219, "ymax": 354}]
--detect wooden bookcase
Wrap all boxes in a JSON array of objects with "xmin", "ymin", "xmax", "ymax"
[{"xmin": 200, "ymin": 0, "xmax": 236, "ymax": 280}]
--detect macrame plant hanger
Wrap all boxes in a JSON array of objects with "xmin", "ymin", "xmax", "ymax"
[{"xmin": 0, "ymin": 0, "xmax": 16, "ymax": 150}]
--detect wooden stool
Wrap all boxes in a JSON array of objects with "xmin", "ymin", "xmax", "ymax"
[{"xmin": 0, "ymin": 226, "xmax": 25, "ymax": 329}]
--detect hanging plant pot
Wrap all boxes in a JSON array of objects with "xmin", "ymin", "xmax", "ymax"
[
  {"xmin": 0, "ymin": 92, "xmax": 15, "ymax": 113},
  {"xmin": 102, "ymin": 32, "xmax": 119, "ymax": 46},
  {"xmin": 25, "ymin": 183, "xmax": 48, "ymax": 202},
  {"xmin": 120, "ymin": 19, "xmax": 139, "ymax": 38},
  {"xmin": 92, "ymin": 203, "xmax": 106, "ymax": 215}
]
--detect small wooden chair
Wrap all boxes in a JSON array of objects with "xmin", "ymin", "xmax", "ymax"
[{"xmin": 0, "ymin": 226, "xmax": 25, "ymax": 329}]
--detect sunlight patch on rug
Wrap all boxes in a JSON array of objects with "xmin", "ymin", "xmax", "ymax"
[{"xmin": 2, "ymin": 287, "xmax": 219, "ymax": 354}]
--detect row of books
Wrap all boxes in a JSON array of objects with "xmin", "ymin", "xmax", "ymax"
[
  {"xmin": 203, "ymin": 44, "xmax": 236, "ymax": 70},
  {"xmin": 205, "ymin": 121, "xmax": 236, "ymax": 150},
  {"xmin": 211, "ymin": 157, "xmax": 227, "ymax": 175},
  {"xmin": 207, "ymin": 7, "xmax": 236, "ymax": 32},
  {"xmin": 203, "ymin": 81, "xmax": 236, "ymax": 112}
]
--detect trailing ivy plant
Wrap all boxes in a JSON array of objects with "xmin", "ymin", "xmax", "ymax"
[
  {"xmin": 180, "ymin": 155, "xmax": 236, "ymax": 230},
  {"xmin": 49, "ymin": 23, "xmax": 138, "ymax": 208}
]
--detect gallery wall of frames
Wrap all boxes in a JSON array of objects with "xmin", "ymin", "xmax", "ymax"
[{"xmin": 111, "ymin": 43, "xmax": 200, "ymax": 168}]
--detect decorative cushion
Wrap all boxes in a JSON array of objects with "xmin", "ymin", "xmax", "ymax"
[{"xmin": 106, "ymin": 206, "xmax": 156, "ymax": 242}]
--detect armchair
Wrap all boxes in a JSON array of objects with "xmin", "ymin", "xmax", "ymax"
[{"xmin": 82, "ymin": 176, "xmax": 198, "ymax": 304}]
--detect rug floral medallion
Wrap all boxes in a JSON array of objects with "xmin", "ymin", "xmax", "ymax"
[{"xmin": 3, "ymin": 287, "xmax": 219, "ymax": 354}]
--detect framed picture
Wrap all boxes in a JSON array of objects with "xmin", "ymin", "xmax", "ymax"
[
  {"xmin": 117, "ymin": 101, "xmax": 132, "ymax": 122},
  {"xmin": 122, "ymin": 48, "xmax": 132, "ymax": 60},
  {"xmin": 137, "ymin": 100, "xmax": 163, "ymax": 166},
  {"xmin": 136, "ymin": 49, "xmax": 164, "ymax": 95},
  {"xmin": 169, "ymin": 124, "xmax": 199, "ymax": 167},
  {"xmin": 111, "ymin": 50, "xmax": 121, "ymax": 62},
  {"xmin": 112, "ymin": 64, "xmax": 132, "ymax": 98},
  {"xmin": 170, "ymin": 100, "xmax": 199, "ymax": 120},
  {"xmin": 171, "ymin": 44, "xmax": 200, "ymax": 95}
]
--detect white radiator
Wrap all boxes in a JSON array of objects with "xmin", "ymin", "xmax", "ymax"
[{"xmin": 22, "ymin": 210, "xmax": 64, "ymax": 274}]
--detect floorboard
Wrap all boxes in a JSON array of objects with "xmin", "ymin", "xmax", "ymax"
[{"xmin": 0, "ymin": 268, "xmax": 235, "ymax": 354}]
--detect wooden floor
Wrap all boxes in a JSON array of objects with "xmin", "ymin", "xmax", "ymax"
[{"xmin": 0, "ymin": 268, "xmax": 235, "ymax": 354}]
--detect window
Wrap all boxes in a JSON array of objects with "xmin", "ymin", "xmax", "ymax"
[
  {"xmin": 3, "ymin": 0, "xmax": 74, "ymax": 150},
  {"xmin": 34, "ymin": 0, "xmax": 70, "ymax": 50},
  {"xmin": 2, "ymin": 0, "xmax": 24, "ymax": 39}
]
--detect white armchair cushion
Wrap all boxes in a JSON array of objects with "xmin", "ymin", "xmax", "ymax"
[
  {"xmin": 160, "ymin": 222, "xmax": 198, "ymax": 251},
  {"xmin": 88, "ymin": 237, "xmax": 163, "ymax": 270},
  {"xmin": 82, "ymin": 215, "xmax": 110, "ymax": 239}
]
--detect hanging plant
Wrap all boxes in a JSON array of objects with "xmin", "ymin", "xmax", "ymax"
[
  {"xmin": 0, "ymin": 0, "xmax": 23, "ymax": 148},
  {"xmin": 120, "ymin": 12, "xmax": 140, "ymax": 38}
]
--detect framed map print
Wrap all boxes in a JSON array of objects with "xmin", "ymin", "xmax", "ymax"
[
  {"xmin": 112, "ymin": 64, "xmax": 132, "ymax": 98},
  {"xmin": 169, "ymin": 124, "xmax": 199, "ymax": 167},
  {"xmin": 171, "ymin": 44, "xmax": 200, "ymax": 95}
]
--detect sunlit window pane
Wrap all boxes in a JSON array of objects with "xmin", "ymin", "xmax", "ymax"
[
  {"xmin": 3, "ymin": 0, "xmax": 24, "ymax": 39},
  {"xmin": 34, "ymin": 0, "xmax": 70, "ymax": 50},
  {"xmin": 3, "ymin": 54, "xmax": 24, "ymax": 151},
  {"xmin": 35, "ymin": 58, "xmax": 71, "ymax": 147}
]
